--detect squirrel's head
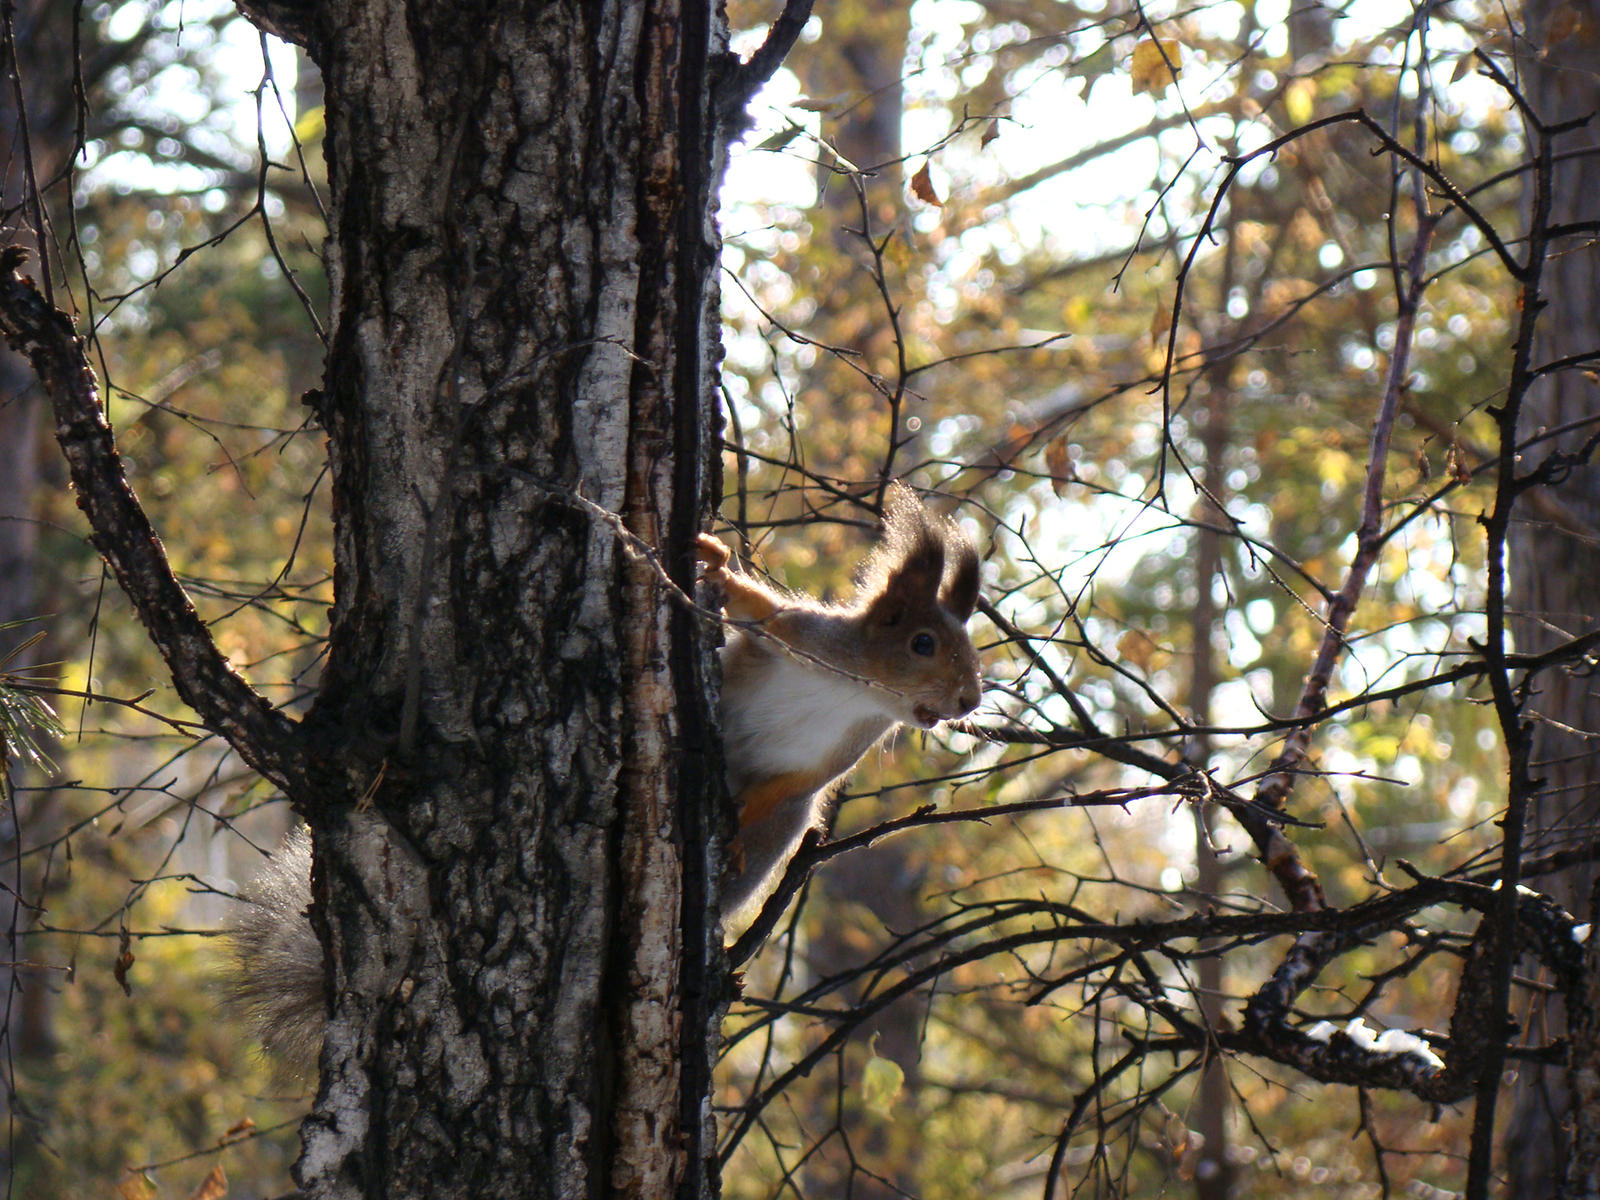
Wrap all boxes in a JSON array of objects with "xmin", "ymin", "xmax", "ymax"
[{"xmin": 855, "ymin": 484, "xmax": 983, "ymax": 728}]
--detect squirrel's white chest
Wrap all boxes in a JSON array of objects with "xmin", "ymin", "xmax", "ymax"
[{"xmin": 718, "ymin": 648, "xmax": 899, "ymax": 790}]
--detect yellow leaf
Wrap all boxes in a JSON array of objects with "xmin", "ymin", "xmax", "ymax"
[
  {"xmin": 1130, "ymin": 38, "xmax": 1181, "ymax": 96},
  {"xmin": 1284, "ymin": 78, "xmax": 1316, "ymax": 126},
  {"xmin": 883, "ymin": 230, "xmax": 914, "ymax": 270},
  {"xmin": 118, "ymin": 1174, "xmax": 157, "ymax": 1200},
  {"xmin": 1117, "ymin": 629, "xmax": 1164, "ymax": 672},
  {"xmin": 910, "ymin": 161, "xmax": 943, "ymax": 208},
  {"xmin": 293, "ymin": 106, "xmax": 325, "ymax": 144},
  {"xmin": 861, "ymin": 1040, "xmax": 905, "ymax": 1118},
  {"xmin": 188, "ymin": 1165, "xmax": 228, "ymax": 1200}
]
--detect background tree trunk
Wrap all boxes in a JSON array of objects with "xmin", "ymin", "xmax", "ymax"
[
  {"xmin": 243, "ymin": 2, "xmax": 729, "ymax": 1196},
  {"xmin": 0, "ymin": 0, "xmax": 100, "ymax": 1122},
  {"xmin": 1506, "ymin": 1, "xmax": 1600, "ymax": 1195},
  {"xmin": 782, "ymin": 12, "xmax": 928, "ymax": 1196}
]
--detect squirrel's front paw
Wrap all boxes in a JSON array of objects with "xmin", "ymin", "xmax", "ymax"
[
  {"xmin": 695, "ymin": 534, "xmax": 733, "ymax": 608},
  {"xmin": 695, "ymin": 533, "xmax": 731, "ymax": 574}
]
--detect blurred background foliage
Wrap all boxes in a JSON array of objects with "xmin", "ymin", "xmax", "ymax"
[
  {"xmin": 0, "ymin": 0, "xmax": 1580, "ymax": 1197},
  {"xmin": 714, "ymin": 2, "xmax": 1529, "ymax": 1198}
]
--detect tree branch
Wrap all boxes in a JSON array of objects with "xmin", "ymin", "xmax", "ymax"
[
  {"xmin": 0, "ymin": 250, "xmax": 303, "ymax": 792},
  {"xmin": 714, "ymin": 0, "xmax": 815, "ymax": 140},
  {"xmin": 230, "ymin": 0, "xmax": 317, "ymax": 49}
]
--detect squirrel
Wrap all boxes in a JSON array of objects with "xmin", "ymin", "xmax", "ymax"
[
  {"xmin": 699, "ymin": 482, "xmax": 983, "ymax": 922},
  {"xmin": 228, "ymin": 483, "xmax": 982, "ymax": 1071}
]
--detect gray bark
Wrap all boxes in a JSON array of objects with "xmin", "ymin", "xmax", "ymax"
[
  {"xmin": 275, "ymin": 4, "xmax": 731, "ymax": 1196},
  {"xmin": 1188, "ymin": 356, "xmax": 1235, "ymax": 1200}
]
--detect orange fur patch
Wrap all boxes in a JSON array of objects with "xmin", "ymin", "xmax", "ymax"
[{"xmin": 736, "ymin": 770, "xmax": 828, "ymax": 829}]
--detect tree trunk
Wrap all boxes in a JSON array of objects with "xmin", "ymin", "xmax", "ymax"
[
  {"xmin": 0, "ymin": 0, "xmax": 751, "ymax": 1195},
  {"xmin": 278, "ymin": 4, "xmax": 730, "ymax": 1197},
  {"xmin": 1188, "ymin": 363, "xmax": 1235, "ymax": 1200},
  {"xmin": 1505, "ymin": 2, "xmax": 1600, "ymax": 1196},
  {"xmin": 0, "ymin": 0, "xmax": 822, "ymax": 1193}
]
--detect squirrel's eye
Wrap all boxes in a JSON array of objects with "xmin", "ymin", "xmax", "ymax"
[{"xmin": 911, "ymin": 632, "xmax": 936, "ymax": 657}]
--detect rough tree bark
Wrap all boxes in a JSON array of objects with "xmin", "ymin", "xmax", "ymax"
[
  {"xmin": 1502, "ymin": 3, "xmax": 1600, "ymax": 1196},
  {"xmin": 237, "ymin": 3, "xmax": 736, "ymax": 1196},
  {"xmin": 0, "ymin": 0, "xmax": 827, "ymax": 1195}
]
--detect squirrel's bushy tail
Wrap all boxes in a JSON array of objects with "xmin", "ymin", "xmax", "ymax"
[{"xmin": 229, "ymin": 825, "xmax": 324, "ymax": 1077}]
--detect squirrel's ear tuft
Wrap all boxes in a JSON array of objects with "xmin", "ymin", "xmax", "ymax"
[
  {"xmin": 881, "ymin": 481, "xmax": 923, "ymax": 535},
  {"xmin": 861, "ymin": 484, "xmax": 945, "ymax": 622},
  {"xmin": 941, "ymin": 534, "xmax": 980, "ymax": 621}
]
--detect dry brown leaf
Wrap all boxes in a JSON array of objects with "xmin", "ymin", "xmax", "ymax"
[
  {"xmin": 980, "ymin": 119, "xmax": 1002, "ymax": 148},
  {"xmin": 1130, "ymin": 38, "xmax": 1181, "ymax": 96},
  {"xmin": 1166, "ymin": 1113, "xmax": 1189, "ymax": 1152},
  {"xmin": 1118, "ymin": 629, "xmax": 1159, "ymax": 671},
  {"xmin": 1177, "ymin": 1141, "xmax": 1201, "ymax": 1181},
  {"xmin": 118, "ymin": 1174, "xmax": 158, "ymax": 1200},
  {"xmin": 1545, "ymin": 3, "xmax": 1585, "ymax": 49},
  {"xmin": 1149, "ymin": 302, "xmax": 1173, "ymax": 346},
  {"xmin": 113, "ymin": 928, "xmax": 134, "ymax": 997},
  {"xmin": 753, "ymin": 125, "xmax": 803, "ymax": 153},
  {"xmin": 1044, "ymin": 436, "xmax": 1077, "ymax": 495},
  {"xmin": 187, "ymin": 1165, "xmax": 228, "ymax": 1200},
  {"xmin": 910, "ymin": 161, "xmax": 943, "ymax": 207}
]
